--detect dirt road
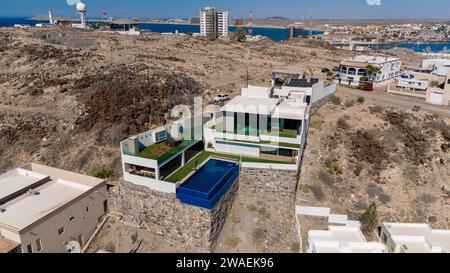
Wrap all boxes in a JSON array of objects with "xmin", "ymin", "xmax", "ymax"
[{"xmin": 337, "ymin": 86, "xmax": 450, "ymax": 118}]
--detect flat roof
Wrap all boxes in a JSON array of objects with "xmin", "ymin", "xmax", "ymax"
[
  {"xmin": 0, "ymin": 169, "xmax": 48, "ymax": 203},
  {"xmin": 221, "ymin": 96, "xmax": 280, "ymax": 116},
  {"xmin": 272, "ymin": 99, "xmax": 307, "ymax": 120},
  {"xmin": 0, "ymin": 164, "xmax": 105, "ymax": 232},
  {"xmin": 383, "ymin": 223, "xmax": 450, "ymax": 253},
  {"xmin": 308, "ymin": 226, "xmax": 387, "ymax": 253},
  {"xmin": 341, "ymin": 55, "xmax": 401, "ymax": 67}
]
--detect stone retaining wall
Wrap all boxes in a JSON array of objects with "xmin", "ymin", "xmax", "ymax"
[{"xmin": 109, "ymin": 179, "xmax": 239, "ymax": 252}]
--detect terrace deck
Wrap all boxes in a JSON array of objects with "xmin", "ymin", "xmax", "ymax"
[
  {"xmin": 138, "ymin": 139, "xmax": 197, "ymax": 163},
  {"xmin": 165, "ymin": 151, "xmax": 296, "ymax": 183}
]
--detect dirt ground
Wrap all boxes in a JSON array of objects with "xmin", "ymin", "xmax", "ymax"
[
  {"xmin": 0, "ymin": 27, "xmax": 423, "ymax": 178},
  {"xmin": 86, "ymin": 216, "xmax": 178, "ymax": 253},
  {"xmin": 296, "ymin": 90, "xmax": 450, "ymax": 234},
  {"xmin": 214, "ymin": 170, "xmax": 299, "ymax": 253}
]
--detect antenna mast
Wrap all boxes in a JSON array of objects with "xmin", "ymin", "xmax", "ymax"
[{"xmin": 248, "ymin": 10, "xmax": 254, "ymax": 36}]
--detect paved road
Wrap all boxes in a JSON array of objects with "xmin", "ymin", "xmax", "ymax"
[{"xmin": 337, "ymin": 86, "xmax": 450, "ymax": 118}]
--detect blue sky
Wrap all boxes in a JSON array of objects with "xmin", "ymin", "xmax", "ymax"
[{"xmin": 1, "ymin": 0, "xmax": 450, "ymax": 20}]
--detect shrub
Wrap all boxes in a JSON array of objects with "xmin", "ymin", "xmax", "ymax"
[
  {"xmin": 329, "ymin": 95, "xmax": 342, "ymax": 105},
  {"xmin": 93, "ymin": 167, "xmax": 114, "ymax": 179},
  {"xmin": 225, "ymin": 235, "xmax": 241, "ymax": 248},
  {"xmin": 327, "ymin": 161, "xmax": 343, "ymax": 175},
  {"xmin": 344, "ymin": 100, "xmax": 355, "ymax": 108},
  {"xmin": 336, "ymin": 117, "xmax": 350, "ymax": 131},
  {"xmin": 360, "ymin": 202, "xmax": 379, "ymax": 233},
  {"xmin": 358, "ymin": 83, "xmax": 365, "ymax": 90},
  {"xmin": 430, "ymin": 80, "xmax": 439, "ymax": 87},
  {"xmin": 357, "ymin": 97, "xmax": 365, "ymax": 104},
  {"xmin": 247, "ymin": 204, "xmax": 257, "ymax": 212}
]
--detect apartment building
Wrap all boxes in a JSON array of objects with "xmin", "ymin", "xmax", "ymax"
[
  {"xmin": 200, "ymin": 7, "xmax": 229, "ymax": 38},
  {"xmin": 335, "ymin": 55, "xmax": 402, "ymax": 86},
  {"xmin": 0, "ymin": 164, "xmax": 107, "ymax": 253}
]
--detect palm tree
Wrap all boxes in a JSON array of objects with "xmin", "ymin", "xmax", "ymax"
[{"xmin": 365, "ymin": 64, "xmax": 381, "ymax": 82}]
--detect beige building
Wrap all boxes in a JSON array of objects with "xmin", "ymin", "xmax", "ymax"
[
  {"xmin": 0, "ymin": 163, "xmax": 107, "ymax": 253},
  {"xmin": 426, "ymin": 69, "xmax": 450, "ymax": 106}
]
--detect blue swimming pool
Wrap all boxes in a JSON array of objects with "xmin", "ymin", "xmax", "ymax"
[{"xmin": 176, "ymin": 159, "xmax": 239, "ymax": 209}]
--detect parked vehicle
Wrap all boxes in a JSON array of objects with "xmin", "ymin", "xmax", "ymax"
[{"xmin": 213, "ymin": 93, "xmax": 230, "ymax": 102}]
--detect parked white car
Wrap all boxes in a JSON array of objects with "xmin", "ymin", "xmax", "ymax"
[{"xmin": 213, "ymin": 93, "xmax": 230, "ymax": 103}]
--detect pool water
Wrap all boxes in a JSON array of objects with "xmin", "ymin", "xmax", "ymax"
[{"xmin": 176, "ymin": 159, "xmax": 239, "ymax": 209}]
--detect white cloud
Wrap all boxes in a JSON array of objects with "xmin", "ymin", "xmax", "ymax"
[
  {"xmin": 66, "ymin": 0, "xmax": 81, "ymax": 6},
  {"xmin": 367, "ymin": 0, "xmax": 382, "ymax": 6}
]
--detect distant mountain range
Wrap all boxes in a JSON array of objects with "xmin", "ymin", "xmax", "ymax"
[{"xmin": 263, "ymin": 16, "xmax": 291, "ymax": 21}]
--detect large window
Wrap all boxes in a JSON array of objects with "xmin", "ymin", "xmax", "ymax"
[{"xmin": 26, "ymin": 244, "xmax": 33, "ymax": 253}]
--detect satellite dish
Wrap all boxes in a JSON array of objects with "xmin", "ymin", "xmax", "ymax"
[{"xmin": 66, "ymin": 241, "xmax": 81, "ymax": 253}]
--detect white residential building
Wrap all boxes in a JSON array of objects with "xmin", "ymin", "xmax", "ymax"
[
  {"xmin": 200, "ymin": 7, "xmax": 229, "ymax": 38},
  {"xmin": 308, "ymin": 226, "xmax": 387, "ymax": 253},
  {"xmin": 296, "ymin": 206, "xmax": 450, "ymax": 253},
  {"xmin": 204, "ymin": 80, "xmax": 336, "ymax": 171},
  {"xmin": 120, "ymin": 77, "xmax": 336, "ymax": 194},
  {"xmin": 335, "ymin": 55, "xmax": 402, "ymax": 86},
  {"xmin": 397, "ymin": 78, "xmax": 429, "ymax": 91},
  {"xmin": 0, "ymin": 163, "xmax": 107, "ymax": 253},
  {"xmin": 422, "ymin": 58, "xmax": 450, "ymax": 77},
  {"xmin": 375, "ymin": 223, "xmax": 450, "ymax": 253},
  {"xmin": 217, "ymin": 11, "xmax": 229, "ymax": 38}
]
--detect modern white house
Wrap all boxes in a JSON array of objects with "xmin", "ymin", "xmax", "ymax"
[
  {"xmin": 335, "ymin": 55, "xmax": 402, "ymax": 86},
  {"xmin": 295, "ymin": 206, "xmax": 450, "ymax": 253},
  {"xmin": 120, "ymin": 78, "xmax": 336, "ymax": 194},
  {"xmin": 200, "ymin": 7, "xmax": 229, "ymax": 38},
  {"xmin": 308, "ymin": 226, "xmax": 387, "ymax": 253},
  {"xmin": 0, "ymin": 164, "xmax": 107, "ymax": 253},
  {"xmin": 375, "ymin": 223, "xmax": 450, "ymax": 253},
  {"xmin": 204, "ymin": 80, "xmax": 336, "ymax": 171}
]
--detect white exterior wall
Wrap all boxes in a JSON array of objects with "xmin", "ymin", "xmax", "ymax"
[
  {"xmin": 123, "ymin": 172, "xmax": 176, "ymax": 193},
  {"xmin": 397, "ymin": 79, "xmax": 428, "ymax": 91},
  {"xmin": 217, "ymin": 11, "xmax": 228, "ymax": 37},
  {"xmin": 14, "ymin": 185, "xmax": 107, "ymax": 253},
  {"xmin": 214, "ymin": 142, "xmax": 260, "ymax": 157}
]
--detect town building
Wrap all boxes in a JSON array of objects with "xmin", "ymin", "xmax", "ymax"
[
  {"xmin": 388, "ymin": 70, "xmax": 450, "ymax": 106},
  {"xmin": 335, "ymin": 55, "xmax": 402, "ymax": 86},
  {"xmin": 308, "ymin": 226, "xmax": 387, "ymax": 253},
  {"xmin": 200, "ymin": 7, "xmax": 229, "ymax": 38},
  {"xmin": 375, "ymin": 223, "xmax": 450, "ymax": 253},
  {"xmin": 422, "ymin": 58, "xmax": 450, "ymax": 77},
  {"xmin": 296, "ymin": 206, "xmax": 450, "ymax": 253},
  {"xmin": 0, "ymin": 164, "xmax": 107, "ymax": 253}
]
